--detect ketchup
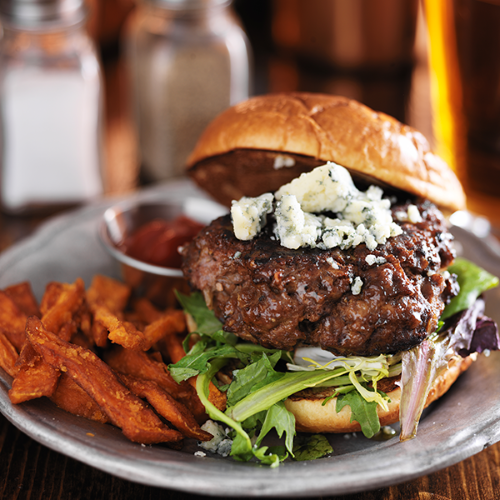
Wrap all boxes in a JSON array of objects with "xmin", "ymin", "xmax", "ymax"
[{"xmin": 122, "ymin": 215, "xmax": 204, "ymax": 269}]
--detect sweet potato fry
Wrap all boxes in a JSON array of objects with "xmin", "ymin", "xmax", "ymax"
[
  {"xmin": 8, "ymin": 343, "xmax": 60, "ymax": 404},
  {"xmin": 0, "ymin": 330, "xmax": 19, "ymax": 377},
  {"xmin": 120, "ymin": 374, "xmax": 213, "ymax": 441},
  {"xmin": 39, "ymin": 280, "xmax": 88, "ymax": 344},
  {"xmin": 132, "ymin": 298, "xmax": 187, "ymax": 351},
  {"xmin": 103, "ymin": 346, "xmax": 207, "ymax": 424},
  {"xmin": 145, "ymin": 276, "xmax": 190, "ymax": 309},
  {"xmin": 8, "ymin": 280, "xmax": 88, "ymax": 404},
  {"xmin": 50, "ymin": 374, "xmax": 109, "ymax": 424},
  {"xmin": 41, "ymin": 278, "xmax": 85, "ymax": 336},
  {"xmin": 132, "ymin": 297, "xmax": 162, "ymax": 324},
  {"xmin": 0, "ymin": 291, "xmax": 27, "ymax": 351},
  {"xmin": 57, "ymin": 322, "xmax": 77, "ymax": 343},
  {"xmin": 86, "ymin": 275, "xmax": 131, "ymax": 313},
  {"xmin": 186, "ymin": 376, "xmax": 227, "ymax": 412},
  {"xmin": 103, "ymin": 346, "xmax": 191, "ymax": 400},
  {"xmin": 4, "ymin": 282, "xmax": 40, "ymax": 317},
  {"xmin": 90, "ymin": 319, "xmax": 109, "ymax": 348},
  {"xmin": 91, "ymin": 302, "xmax": 183, "ymax": 351},
  {"xmin": 26, "ymin": 317, "xmax": 182, "ymax": 444},
  {"xmin": 161, "ymin": 332, "xmax": 187, "ymax": 364},
  {"xmin": 122, "ymin": 311, "xmax": 146, "ymax": 331},
  {"xmin": 39, "ymin": 282, "xmax": 64, "ymax": 315},
  {"xmin": 74, "ymin": 303, "xmax": 93, "ymax": 340},
  {"xmin": 148, "ymin": 351, "xmax": 164, "ymax": 363},
  {"xmin": 70, "ymin": 331, "xmax": 95, "ymax": 351},
  {"xmin": 142, "ymin": 310, "xmax": 186, "ymax": 351},
  {"xmin": 92, "ymin": 303, "xmax": 146, "ymax": 350},
  {"xmin": 207, "ymin": 381, "xmax": 227, "ymax": 412}
]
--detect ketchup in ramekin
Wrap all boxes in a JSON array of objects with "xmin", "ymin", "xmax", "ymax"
[{"xmin": 121, "ymin": 215, "xmax": 204, "ymax": 269}]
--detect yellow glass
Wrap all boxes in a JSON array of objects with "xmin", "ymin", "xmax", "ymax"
[{"xmin": 424, "ymin": 0, "xmax": 500, "ymax": 224}]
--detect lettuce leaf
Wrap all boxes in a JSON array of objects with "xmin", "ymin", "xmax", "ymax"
[
  {"xmin": 441, "ymin": 258, "xmax": 499, "ymax": 320},
  {"xmin": 169, "ymin": 344, "xmax": 248, "ymax": 383},
  {"xmin": 226, "ymin": 367, "xmax": 391, "ymax": 426},
  {"xmin": 292, "ymin": 434, "xmax": 333, "ymax": 461},
  {"xmin": 399, "ymin": 302, "xmax": 500, "ymax": 441},
  {"xmin": 446, "ymin": 297, "xmax": 485, "ymax": 354},
  {"xmin": 255, "ymin": 401, "xmax": 296, "ymax": 454},
  {"xmin": 440, "ymin": 297, "xmax": 500, "ymax": 357},
  {"xmin": 336, "ymin": 389, "xmax": 381, "ymax": 439},
  {"xmin": 175, "ymin": 290, "xmax": 224, "ymax": 335},
  {"xmin": 463, "ymin": 317, "xmax": 499, "ymax": 355},
  {"xmin": 399, "ymin": 258, "xmax": 499, "ymax": 441},
  {"xmin": 227, "ymin": 352, "xmax": 283, "ymax": 406},
  {"xmin": 399, "ymin": 339, "xmax": 443, "ymax": 441},
  {"xmin": 195, "ymin": 359, "xmax": 286, "ymax": 467}
]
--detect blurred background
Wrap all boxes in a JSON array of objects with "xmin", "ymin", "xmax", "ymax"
[
  {"xmin": 85, "ymin": 0, "xmax": 427, "ymax": 190},
  {"xmin": 1, "ymin": 0, "xmax": 499, "ymax": 223}
]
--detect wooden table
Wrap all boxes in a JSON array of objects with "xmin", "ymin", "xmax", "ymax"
[{"xmin": 0, "ymin": 51, "xmax": 499, "ymax": 500}]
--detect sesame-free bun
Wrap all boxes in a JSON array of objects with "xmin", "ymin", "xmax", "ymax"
[
  {"xmin": 187, "ymin": 93, "xmax": 465, "ymax": 211},
  {"xmin": 283, "ymin": 355, "xmax": 473, "ymax": 434}
]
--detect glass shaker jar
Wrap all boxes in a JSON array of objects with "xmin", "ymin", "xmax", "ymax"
[
  {"xmin": 125, "ymin": 0, "xmax": 251, "ymax": 182},
  {"xmin": 0, "ymin": 0, "xmax": 104, "ymax": 214}
]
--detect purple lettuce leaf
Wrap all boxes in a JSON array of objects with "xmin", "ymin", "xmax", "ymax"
[
  {"xmin": 443, "ymin": 298, "xmax": 484, "ymax": 354},
  {"xmin": 441, "ymin": 296, "xmax": 500, "ymax": 357},
  {"xmin": 399, "ymin": 298, "xmax": 499, "ymax": 441},
  {"xmin": 399, "ymin": 339, "xmax": 443, "ymax": 441},
  {"xmin": 459, "ymin": 317, "xmax": 499, "ymax": 356}
]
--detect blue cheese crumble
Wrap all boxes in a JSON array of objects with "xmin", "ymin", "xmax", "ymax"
[
  {"xmin": 231, "ymin": 162, "xmax": 403, "ymax": 251},
  {"xmin": 276, "ymin": 161, "xmax": 358, "ymax": 213},
  {"xmin": 274, "ymin": 194, "xmax": 322, "ymax": 249},
  {"xmin": 365, "ymin": 254, "xmax": 387, "ymax": 266},
  {"xmin": 231, "ymin": 193, "xmax": 273, "ymax": 240},
  {"xmin": 407, "ymin": 204, "xmax": 423, "ymax": 223},
  {"xmin": 326, "ymin": 257, "xmax": 340, "ymax": 269},
  {"xmin": 198, "ymin": 420, "xmax": 233, "ymax": 457},
  {"xmin": 273, "ymin": 154, "xmax": 295, "ymax": 169},
  {"xmin": 351, "ymin": 276, "xmax": 363, "ymax": 295},
  {"xmin": 395, "ymin": 204, "xmax": 423, "ymax": 223}
]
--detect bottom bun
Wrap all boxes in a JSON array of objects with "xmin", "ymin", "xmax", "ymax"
[{"xmin": 284, "ymin": 356, "xmax": 474, "ymax": 434}]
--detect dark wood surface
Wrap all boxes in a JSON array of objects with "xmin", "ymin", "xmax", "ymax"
[{"xmin": 0, "ymin": 46, "xmax": 499, "ymax": 500}]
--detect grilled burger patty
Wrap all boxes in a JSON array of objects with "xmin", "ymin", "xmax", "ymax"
[{"xmin": 181, "ymin": 200, "xmax": 458, "ymax": 356}]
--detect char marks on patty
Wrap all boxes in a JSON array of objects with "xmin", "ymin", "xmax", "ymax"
[{"xmin": 181, "ymin": 201, "xmax": 457, "ymax": 356}]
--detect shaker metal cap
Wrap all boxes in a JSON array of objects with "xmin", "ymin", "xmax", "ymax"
[{"xmin": 0, "ymin": 0, "xmax": 86, "ymax": 28}]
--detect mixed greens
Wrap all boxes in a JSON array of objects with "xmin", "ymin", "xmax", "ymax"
[{"xmin": 170, "ymin": 258, "xmax": 499, "ymax": 466}]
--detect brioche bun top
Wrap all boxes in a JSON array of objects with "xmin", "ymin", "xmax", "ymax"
[{"xmin": 186, "ymin": 92, "xmax": 465, "ymax": 212}]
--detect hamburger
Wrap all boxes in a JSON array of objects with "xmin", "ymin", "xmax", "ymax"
[{"xmin": 171, "ymin": 93, "xmax": 499, "ymax": 464}]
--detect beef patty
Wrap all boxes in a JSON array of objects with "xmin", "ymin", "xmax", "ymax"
[{"xmin": 181, "ymin": 201, "xmax": 458, "ymax": 356}]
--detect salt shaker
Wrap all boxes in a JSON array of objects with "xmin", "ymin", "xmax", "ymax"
[
  {"xmin": 125, "ymin": 0, "xmax": 251, "ymax": 182},
  {"xmin": 0, "ymin": 0, "xmax": 104, "ymax": 214}
]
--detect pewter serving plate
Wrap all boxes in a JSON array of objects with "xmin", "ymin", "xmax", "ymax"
[{"xmin": 0, "ymin": 179, "xmax": 499, "ymax": 498}]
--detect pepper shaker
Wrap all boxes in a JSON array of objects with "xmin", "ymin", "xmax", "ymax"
[
  {"xmin": 125, "ymin": 0, "xmax": 252, "ymax": 182},
  {"xmin": 0, "ymin": 0, "xmax": 104, "ymax": 214}
]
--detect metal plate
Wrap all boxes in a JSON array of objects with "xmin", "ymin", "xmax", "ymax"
[{"xmin": 0, "ymin": 179, "xmax": 499, "ymax": 498}]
